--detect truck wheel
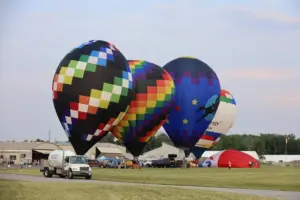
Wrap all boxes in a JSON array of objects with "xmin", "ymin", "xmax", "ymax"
[
  {"xmin": 85, "ymin": 175, "xmax": 92, "ymax": 180},
  {"xmin": 67, "ymin": 169, "xmax": 74, "ymax": 179},
  {"xmin": 43, "ymin": 168, "xmax": 53, "ymax": 178}
]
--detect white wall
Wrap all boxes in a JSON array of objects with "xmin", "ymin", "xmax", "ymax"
[{"xmin": 262, "ymin": 155, "xmax": 300, "ymax": 163}]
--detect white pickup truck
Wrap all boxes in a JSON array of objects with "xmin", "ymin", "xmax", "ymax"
[{"xmin": 40, "ymin": 150, "xmax": 92, "ymax": 179}]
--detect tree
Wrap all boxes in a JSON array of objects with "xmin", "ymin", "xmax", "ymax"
[{"xmin": 195, "ymin": 133, "xmax": 300, "ymax": 154}]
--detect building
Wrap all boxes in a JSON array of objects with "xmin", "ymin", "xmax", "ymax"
[
  {"xmin": 140, "ymin": 143, "xmax": 186, "ymax": 160},
  {"xmin": 0, "ymin": 141, "xmax": 126, "ymax": 164},
  {"xmin": 3, "ymin": 141, "xmax": 297, "ymax": 165},
  {"xmin": 261, "ymin": 155, "xmax": 300, "ymax": 163},
  {"xmin": 0, "ymin": 142, "xmax": 62, "ymax": 165}
]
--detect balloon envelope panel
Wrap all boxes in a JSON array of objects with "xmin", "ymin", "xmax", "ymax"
[
  {"xmin": 163, "ymin": 57, "xmax": 221, "ymax": 149},
  {"xmin": 191, "ymin": 89, "xmax": 237, "ymax": 158},
  {"xmin": 52, "ymin": 40, "xmax": 133, "ymax": 155},
  {"xmin": 112, "ymin": 60, "xmax": 175, "ymax": 157}
]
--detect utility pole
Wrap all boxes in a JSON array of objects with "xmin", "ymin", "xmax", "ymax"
[
  {"xmin": 48, "ymin": 129, "xmax": 51, "ymax": 143},
  {"xmin": 285, "ymin": 134, "xmax": 292, "ymax": 162}
]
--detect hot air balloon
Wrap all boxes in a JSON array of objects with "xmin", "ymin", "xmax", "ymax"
[
  {"xmin": 52, "ymin": 40, "xmax": 134, "ymax": 155},
  {"xmin": 200, "ymin": 150, "xmax": 260, "ymax": 168},
  {"xmin": 191, "ymin": 89, "xmax": 237, "ymax": 159},
  {"xmin": 112, "ymin": 60, "xmax": 175, "ymax": 157},
  {"xmin": 162, "ymin": 57, "xmax": 221, "ymax": 150}
]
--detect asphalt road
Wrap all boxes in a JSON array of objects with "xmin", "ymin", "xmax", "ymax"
[{"xmin": 1, "ymin": 173, "xmax": 300, "ymax": 200}]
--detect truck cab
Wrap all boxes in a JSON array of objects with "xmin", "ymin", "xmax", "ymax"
[
  {"xmin": 41, "ymin": 154, "xmax": 92, "ymax": 180},
  {"xmin": 63, "ymin": 156, "xmax": 92, "ymax": 179}
]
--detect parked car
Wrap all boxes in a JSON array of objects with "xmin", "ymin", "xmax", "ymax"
[
  {"xmin": 98, "ymin": 158, "xmax": 125, "ymax": 168},
  {"xmin": 139, "ymin": 159, "xmax": 153, "ymax": 168},
  {"xmin": 87, "ymin": 159, "xmax": 100, "ymax": 167}
]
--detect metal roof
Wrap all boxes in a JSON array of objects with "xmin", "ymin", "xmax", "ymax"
[
  {"xmin": 0, "ymin": 142, "xmax": 62, "ymax": 151},
  {"xmin": 59, "ymin": 145, "xmax": 75, "ymax": 151},
  {"xmin": 0, "ymin": 150, "xmax": 31, "ymax": 152},
  {"xmin": 0, "ymin": 142, "xmax": 41, "ymax": 150},
  {"xmin": 33, "ymin": 149, "xmax": 54, "ymax": 154},
  {"xmin": 34, "ymin": 143, "xmax": 61, "ymax": 150},
  {"xmin": 142, "ymin": 143, "xmax": 186, "ymax": 159},
  {"xmin": 96, "ymin": 146, "xmax": 122, "ymax": 154}
]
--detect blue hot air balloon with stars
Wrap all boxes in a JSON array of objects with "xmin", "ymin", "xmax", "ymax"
[{"xmin": 162, "ymin": 57, "xmax": 221, "ymax": 150}]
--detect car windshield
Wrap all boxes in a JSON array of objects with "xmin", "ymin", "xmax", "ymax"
[{"xmin": 69, "ymin": 156, "xmax": 88, "ymax": 164}]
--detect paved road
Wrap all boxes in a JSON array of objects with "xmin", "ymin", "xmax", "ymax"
[{"xmin": 1, "ymin": 173, "xmax": 300, "ymax": 200}]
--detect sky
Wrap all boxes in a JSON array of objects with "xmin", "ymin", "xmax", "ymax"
[{"xmin": 0, "ymin": 0, "xmax": 299, "ymax": 141}]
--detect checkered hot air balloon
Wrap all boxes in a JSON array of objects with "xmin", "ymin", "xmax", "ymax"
[
  {"xmin": 52, "ymin": 40, "xmax": 134, "ymax": 155},
  {"xmin": 191, "ymin": 89, "xmax": 237, "ymax": 159},
  {"xmin": 162, "ymin": 57, "xmax": 221, "ymax": 150},
  {"xmin": 111, "ymin": 60, "xmax": 175, "ymax": 157}
]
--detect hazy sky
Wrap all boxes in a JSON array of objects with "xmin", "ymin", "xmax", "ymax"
[{"xmin": 0, "ymin": 0, "xmax": 299, "ymax": 141}]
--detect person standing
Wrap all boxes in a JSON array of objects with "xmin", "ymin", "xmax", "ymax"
[{"xmin": 228, "ymin": 161, "xmax": 231, "ymax": 170}]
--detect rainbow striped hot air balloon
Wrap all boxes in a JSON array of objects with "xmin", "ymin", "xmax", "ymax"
[
  {"xmin": 191, "ymin": 89, "xmax": 237, "ymax": 159},
  {"xmin": 112, "ymin": 60, "xmax": 175, "ymax": 157}
]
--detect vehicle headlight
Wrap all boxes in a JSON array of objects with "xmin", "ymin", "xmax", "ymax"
[
  {"xmin": 89, "ymin": 167, "xmax": 92, "ymax": 171},
  {"xmin": 72, "ymin": 168, "xmax": 79, "ymax": 171}
]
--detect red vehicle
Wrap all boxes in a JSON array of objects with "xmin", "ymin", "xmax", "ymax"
[{"xmin": 87, "ymin": 159, "xmax": 100, "ymax": 167}]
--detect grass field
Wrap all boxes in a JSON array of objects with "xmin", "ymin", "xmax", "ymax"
[
  {"xmin": 1, "ymin": 166, "xmax": 299, "ymax": 191},
  {"xmin": 0, "ymin": 180, "xmax": 276, "ymax": 200}
]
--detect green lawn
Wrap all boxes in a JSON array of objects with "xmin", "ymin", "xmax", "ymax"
[
  {"xmin": 0, "ymin": 180, "xmax": 276, "ymax": 200},
  {"xmin": 1, "ymin": 166, "xmax": 299, "ymax": 191}
]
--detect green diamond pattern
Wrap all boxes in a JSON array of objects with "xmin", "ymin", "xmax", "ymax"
[
  {"xmin": 103, "ymin": 83, "xmax": 113, "ymax": 93},
  {"xmin": 111, "ymin": 93, "xmax": 120, "ymax": 103},
  {"xmin": 121, "ymin": 87, "xmax": 128, "ymax": 96},
  {"xmin": 68, "ymin": 60, "xmax": 77, "ymax": 68},
  {"xmin": 74, "ymin": 69, "xmax": 84, "ymax": 78},
  {"xmin": 86, "ymin": 63, "xmax": 97, "ymax": 72},
  {"xmin": 114, "ymin": 77, "xmax": 122, "ymax": 85},
  {"xmin": 79, "ymin": 55, "xmax": 89, "ymax": 62}
]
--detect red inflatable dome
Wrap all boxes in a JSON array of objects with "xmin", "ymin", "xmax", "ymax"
[{"xmin": 202, "ymin": 149, "xmax": 260, "ymax": 168}]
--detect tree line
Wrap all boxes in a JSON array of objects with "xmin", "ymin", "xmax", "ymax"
[{"xmin": 101, "ymin": 132, "xmax": 300, "ymax": 155}]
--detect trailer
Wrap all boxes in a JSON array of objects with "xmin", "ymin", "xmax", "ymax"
[{"xmin": 40, "ymin": 150, "xmax": 92, "ymax": 179}]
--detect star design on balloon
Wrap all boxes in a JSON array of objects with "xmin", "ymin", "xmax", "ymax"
[
  {"xmin": 183, "ymin": 118, "xmax": 188, "ymax": 124},
  {"xmin": 192, "ymin": 99, "xmax": 198, "ymax": 105}
]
